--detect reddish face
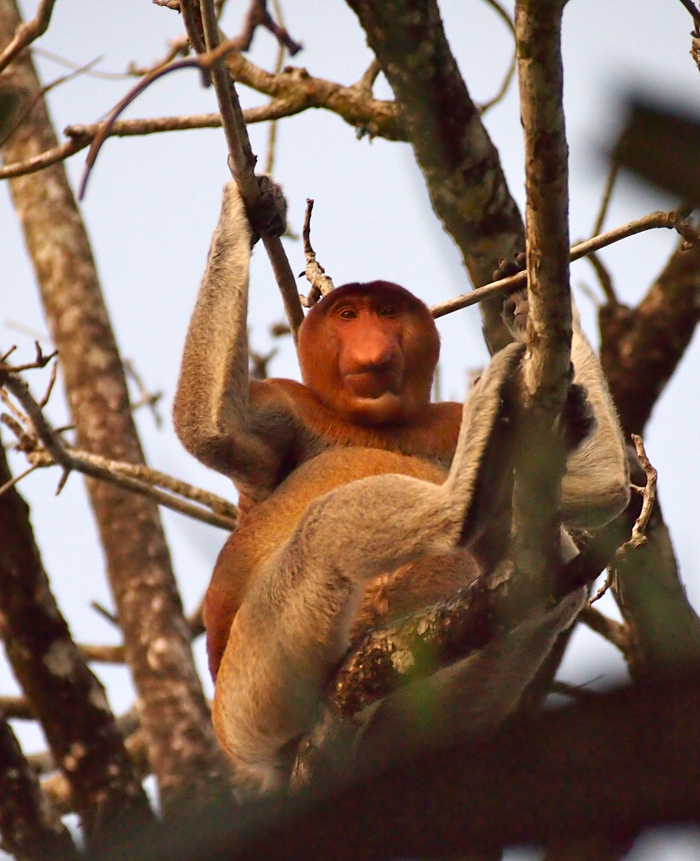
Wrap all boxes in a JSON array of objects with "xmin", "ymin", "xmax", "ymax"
[{"xmin": 298, "ymin": 282, "xmax": 440, "ymax": 425}]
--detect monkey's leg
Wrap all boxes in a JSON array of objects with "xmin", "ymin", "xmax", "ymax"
[{"xmin": 213, "ymin": 344, "xmax": 524, "ymax": 794}]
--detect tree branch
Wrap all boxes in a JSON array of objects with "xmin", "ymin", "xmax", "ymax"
[
  {"xmin": 511, "ymin": 0, "xmax": 571, "ymax": 598},
  {"xmin": 1, "ymin": 369, "xmax": 238, "ymax": 530},
  {"xmin": 0, "ymin": 706, "xmax": 79, "ymax": 861},
  {"xmin": 194, "ymin": 0, "xmax": 305, "ymax": 339},
  {"xmin": 0, "ymin": 0, "xmax": 55, "ymax": 73},
  {"xmin": 88, "ymin": 678, "xmax": 700, "ymax": 861},
  {"xmin": 0, "ymin": 441, "xmax": 153, "ymax": 846}
]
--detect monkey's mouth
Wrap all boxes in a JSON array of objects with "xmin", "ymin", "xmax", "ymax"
[{"xmin": 344, "ymin": 371, "xmax": 400, "ymax": 399}]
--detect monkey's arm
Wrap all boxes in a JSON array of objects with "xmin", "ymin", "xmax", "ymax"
[
  {"xmin": 497, "ymin": 255, "xmax": 630, "ymax": 531},
  {"xmin": 562, "ymin": 317, "xmax": 630, "ymax": 528},
  {"xmin": 173, "ymin": 183, "xmax": 294, "ymax": 491}
]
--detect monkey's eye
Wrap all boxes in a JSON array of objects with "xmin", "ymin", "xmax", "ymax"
[
  {"xmin": 379, "ymin": 306, "xmax": 399, "ymax": 317},
  {"xmin": 339, "ymin": 308, "xmax": 357, "ymax": 320}
]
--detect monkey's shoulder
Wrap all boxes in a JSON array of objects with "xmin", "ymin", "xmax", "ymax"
[{"xmin": 254, "ymin": 377, "xmax": 462, "ymax": 467}]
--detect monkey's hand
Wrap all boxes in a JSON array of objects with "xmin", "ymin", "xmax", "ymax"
[
  {"xmin": 494, "ymin": 252, "xmax": 528, "ymax": 341},
  {"xmin": 558, "ymin": 378, "xmax": 597, "ymax": 453},
  {"xmin": 244, "ymin": 174, "xmax": 288, "ymax": 246}
]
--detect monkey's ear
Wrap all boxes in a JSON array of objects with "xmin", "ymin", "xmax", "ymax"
[{"xmin": 247, "ymin": 175, "xmax": 288, "ymax": 246}]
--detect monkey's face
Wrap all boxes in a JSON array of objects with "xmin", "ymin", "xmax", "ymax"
[{"xmin": 298, "ymin": 282, "xmax": 440, "ymax": 426}]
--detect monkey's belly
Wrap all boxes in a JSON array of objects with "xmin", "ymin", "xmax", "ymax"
[
  {"xmin": 206, "ymin": 447, "xmax": 479, "ymax": 678},
  {"xmin": 234, "ymin": 446, "xmax": 447, "ymax": 561}
]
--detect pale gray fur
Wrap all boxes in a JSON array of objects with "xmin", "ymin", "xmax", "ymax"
[
  {"xmin": 173, "ymin": 185, "xmax": 287, "ymax": 498},
  {"xmin": 563, "ymin": 312, "xmax": 630, "ymax": 526},
  {"xmin": 175, "ymin": 183, "xmax": 630, "ymax": 797}
]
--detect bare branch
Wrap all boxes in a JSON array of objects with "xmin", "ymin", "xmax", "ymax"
[
  {"xmin": 1, "ymin": 369, "xmax": 238, "ymax": 529},
  {"xmin": 677, "ymin": 0, "xmax": 700, "ymax": 29},
  {"xmin": 584, "ymin": 251, "xmax": 618, "ymax": 306},
  {"xmin": 578, "ymin": 605, "xmax": 632, "ymax": 657},
  {"xmin": 300, "ymin": 198, "xmax": 335, "ymax": 307},
  {"xmin": 621, "ymin": 435, "xmax": 657, "ymax": 550},
  {"xmin": 477, "ymin": 0, "xmax": 516, "ymax": 114},
  {"xmin": 0, "ymin": 708, "xmax": 79, "ymax": 861},
  {"xmin": 354, "ymin": 56, "xmax": 381, "ymax": 95},
  {"xmin": 228, "ymin": 0, "xmax": 302, "ymax": 56},
  {"xmin": 0, "ymin": 56, "xmax": 404, "ymax": 182},
  {"xmin": 78, "ymin": 644, "xmax": 125, "ymax": 663},
  {"xmin": 0, "ymin": 0, "xmax": 55, "ymax": 74},
  {"xmin": 0, "ymin": 695, "xmax": 34, "ymax": 719},
  {"xmin": 510, "ymin": 0, "xmax": 571, "ymax": 600},
  {"xmin": 592, "ymin": 153, "xmax": 620, "ymax": 237},
  {"xmin": 430, "ymin": 209, "xmax": 691, "ymax": 318},
  {"xmin": 197, "ymin": 0, "xmax": 306, "ymax": 341}
]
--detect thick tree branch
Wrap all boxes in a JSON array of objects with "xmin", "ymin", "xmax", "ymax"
[
  {"xmin": 0, "ymin": 442, "xmax": 153, "ymax": 847},
  {"xmin": 600, "ymin": 241, "xmax": 700, "ymax": 438},
  {"xmin": 0, "ymin": 0, "xmax": 232, "ymax": 812},
  {"xmin": 0, "ymin": 706, "xmax": 79, "ymax": 861},
  {"xmin": 511, "ymin": 0, "xmax": 571, "ymax": 597},
  {"xmin": 88, "ymin": 677, "xmax": 700, "ymax": 861}
]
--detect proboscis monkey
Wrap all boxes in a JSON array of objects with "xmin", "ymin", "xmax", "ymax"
[{"xmin": 173, "ymin": 180, "xmax": 630, "ymax": 796}]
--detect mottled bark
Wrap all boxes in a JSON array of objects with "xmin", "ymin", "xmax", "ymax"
[
  {"xmin": 600, "ymin": 241, "xmax": 700, "ymax": 439},
  {"xmin": 0, "ymin": 442, "xmax": 152, "ymax": 844},
  {"xmin": 598, "ymin": 246, "xmax": 700, "ymax": 683},
  {"xmin": 511, "ymin": 0, "xmax": 571, "ymax": 598},
  {"xmin": 345, "ymin": 0, "xmax": 524, "ymax": 350},
  {"xmin": 0, "ymin": 706, "xmax": 78, "ymax": 861},
  {"xmin": 0, "ymin": 0, "xmax": 230, "ymax": 811}
]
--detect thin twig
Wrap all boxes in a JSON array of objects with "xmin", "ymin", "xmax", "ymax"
[
  {"xmin": 300, "ymin": 198, "xmax": 335, "ymax": 307},
  {"xmin": 578, "ymin": 605, "xmax": 632, "ymax": 657},
  {"xmin": 549, "ymin": 679, "xmax": 603, "ymax": 702},
  {"xmin": 585, "ymin": 251, "xmax": 618, "ymax": 306},
  {"xmin": 589, "ymin": 567, "xmax": 614, "ymax": 604},
  {"xmin": 198, "ymin": 0, "xmax": 306, "ymax": 340},
  {"xmin": 33, "ymin": 46, "xmax": 136, "ymax": 80},
  {"xmin": 592, "ymin": 155, "xmax": 620, "ymax": 237},
  {"xmin": 1, "ymin": 57, "xmax": 105, "ymax": 148},
  {"xmin": 76, "ymin": 46, "xmax": 245, "ymax": 199},
  {"xmin": 262, "ymin": 0, "xmax": 287, "ymax": 175},
  {"xmin": 1, "ymin": 371, "xmax": 238, "ymax": 529},
  {"xmin": 90, "ymin": 601, "xmax": 119, "ymax": 627},
  {"xmin": 355, "ymin": 57, "xmax": 381, "ymax": 95},
  {"xmin": 0, "ymin": 461, "xmax": 40, "ymax": 497},
  {"xmin": 624, "ymin": 435, "xmax": 658, "ymax": 549},
  {"xmin": 477, "ymin": 0, "xmax": 516, "ymax": 114},
  {"xmin": 123, "ymin": 359, "xmax": 163, "ymax": 427},
  {"xmin": 125, "ymin": 35, "xmax": 192, "ymax": 77},
  {"xmin": 430, "ymin": 209, "xmax": 691, "ymax": 318},
  {"xmin": 229, "ymin": 0, "xmax": 302, "ymax": 55},
  {"xmin": 0, "ymin": 0, "xmax": 56, "ymax": 74},
  {"xmin": 0, "ymin": 695, "xmax": 34, "ymax": 719},
  {"xmin": 78, "ymin": 644, "xmax": 125, "ymax": 663}
]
